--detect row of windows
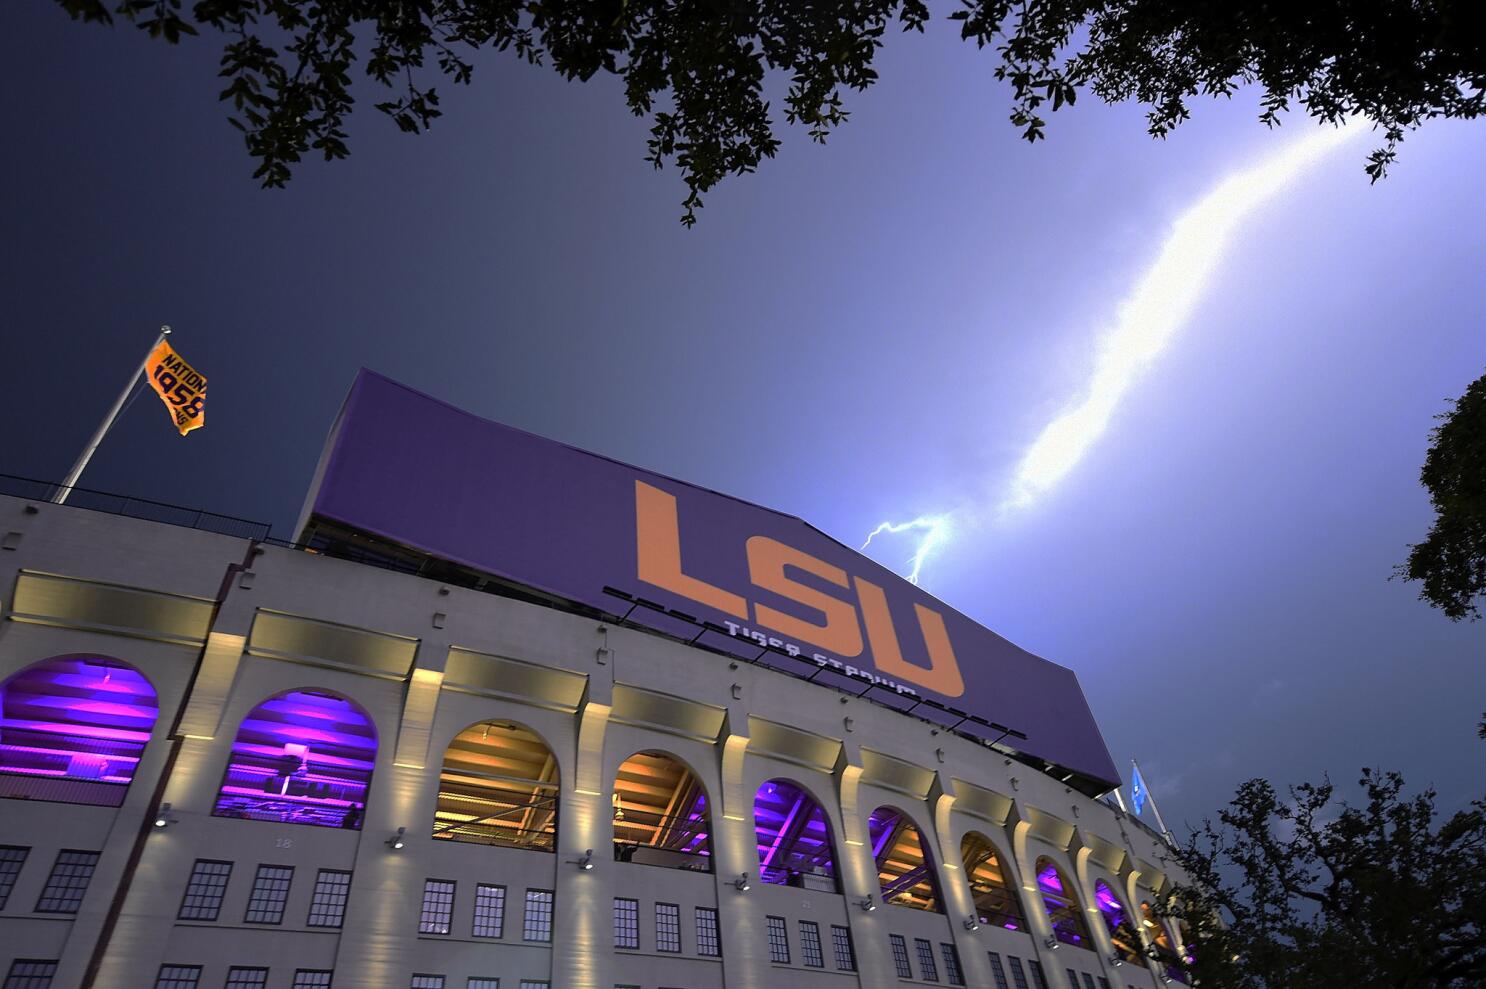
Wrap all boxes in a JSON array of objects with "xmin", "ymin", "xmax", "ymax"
[
  {"xmin": 763, "ymin": 916, "xmax": 856, "ymax": 971},
  {"xmin": 0, "ymin": 847, "xmax": 99, "ymax": 914},
  {"xmin": 987, "ymin": 950, "xmax": 1051, "ymax": 989},
  {"xmin": 179, "ymin": 860, "xmax": 352, "ymax": 927},
  {"xmin": 886, "ymin": 933, "xmax": 965, "ymax": 985},
  {"xmin": 0, "ymin": 963, "xmax": 555, "ymax": 989},
  {"xmin": 612, "ymin": 900, "xmax": 719, "ymax": 957},
  {"xmin": 419, "ymin": 881, "xmax": 552, "ymax": 942}
]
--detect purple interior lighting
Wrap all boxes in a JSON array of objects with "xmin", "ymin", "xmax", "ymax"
[
  {"xmin": 1037, "ymin": 859, "xmax": 1092, "ymax": 948},
  {"xmin": 754, "ymin": 779, "xmax": 838, "ymax": 889},
  {"xmin": 0, "ymin": 656, "xmax": 157, "ymax": 806},
  {"xmin": 213, "ymin": 690, "xmax": 376, "ymax": 830},
  {"xmin": 1095, "ymin": 880, "xmax": 1140, "ymax": 963}
]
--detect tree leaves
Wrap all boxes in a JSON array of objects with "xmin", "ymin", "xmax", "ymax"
[
  {"xmin": 1399, "ymin": 371, "xmax": 1486, "ymax": 620},
  {"xmin": 1164, "ymin": 763, "xmax": 1486, "ymax": 988},
  {"xmin": 49, "ymin": 1, "xmax": 1486, "ymax": 222}
]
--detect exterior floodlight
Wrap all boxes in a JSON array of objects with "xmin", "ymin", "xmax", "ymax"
[
  {"xmin": 858, "ymin": 896, "xmax": 876, "ymax": 912},
  {"xmin": 963, "ymin": 916, "xmax": 981, "ymax": 931},
  {"xmin": 1044, "ymin": 937, "xmax": 1061, "ymax": 950},
  {"xmin": 1110, "ymin": 953, "xmax": 1124, "ymax": 967},
  {"xmin": 732, "ymin": 873, "xmax": 751, "ymax": 892},
  {"xmin": 153, "ymin": 802, "xmax": 177, "ymax": 828},
  {"xmin": 387, "ymin": 826, "xmax": 406, "ymax": 850},
  {"xmin": 571, "ymin": 849, "xmax": 595, "ymax": 871}
]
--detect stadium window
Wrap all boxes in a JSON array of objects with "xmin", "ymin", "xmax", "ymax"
[
  {"xmin": 0, "ymin": 655, "xmax": 157, "ymax": 807},
  {"xmin": 830, "ymin": 924, "xmax": 856, "ymax": 971},
  {"xmin": 523, "ymin": 889, "xmax": 553, "ymax": 942},
  {"xmin": 695, "ymin": 906, "xmax": 720, "ymax": 957},
  {"xmin": 766, "ymin": 915, "xmax": 791, "ymax": 964},
  {"xmin": 3, "ymin": 960, "xmax": 58, "ymax": 988},
  {"xmin": 1082, "ymin": 974, "xmax": 1098, "ymax": 989},
  {"xmin": 1098, "ymin": 979, "xmax": 1112, "ymax": 989},
  {"xmin": 1093, "ymin": 880, "xmax": 1141, "ymax": 964},
  {"xmin": 1065, "ymin": 968, "xmax": 1080, "ymax": 989},
  {"xmin": 1007, "ymin": 955, "xmax": 1032, "ymax": 989},
  {"xmin": 914, "ymin": 937, "xmax": 940, "ymax": 981},
  {"xmin": 0, "ymin": 846, "xmax": 30, "ymax": 909},
  {"xmin": 224, "ymin": 969, "xmax": 269, "ymax": 989},
  {"xmin": 613, "ymin": 897, "xmax": 639, "ymax": 949},
  {"xmin": 941, "ymin": 943, "xmax": 964, "ymax": 986},
  {"xmin": 517, "ymin": 982, "xmax": 548, "ymax": 989},
  {"xmin": 212, "ymin": 690, "xmax": 375, "ymax": 830},
  {"xmin": 434, "ymin": 721, "xmax": 557, "ymax": 852},
  {"xmin": 154, "ymin": 965, "xmax": 202, "ymax": 989},
  {"xmin": 1035, "ymin": 858, "xmax": 1093, "ymax": 949},
  {"xmin": 962, "ymin": 830, "xmax": 1024, "ymax": 930},
  {"xmin": 889, "ymin": 934, "xmax": 913, "ymax": 979},
  {"xmin": 306, "ymin": 870, "xmax": 351, "ymax": 927},
  {"xmin": 244, "ymin": 865, "xmax": 293, "ymax": 924},
  {"xmin": 1140, "ymin": 901, "xmax": 1187, "ymax": 984},
  {"xmin": 987, "ymin": 952, "xmax": 1010, "ymax": 989},
  {"xmin": 656, "ymin": 902, "xmax": 681, "ymax": 952},
  {"xmin": 409, "ymin": 977, "xmax": 444, "ymax": 989},
  {"xmin": 612, "ymin": 751, "xmax": 712, "ymax": 871},
  {"xmin": 35, "ymin": 849, "xmax": 99, "ymax": 913},
  {"xmin": 291, "ymin": 973, "xmax": 333, "ymax": 989},
  {"xmin": 473, "ymin": 884, "xmax": 505, "ymax": 938},
  {"xmin": 869, "ymin": 807, "xmax": 944, "ymax": 912},
  {"xmin": 799, "ymin": 920, "xmax": 824, "ymax": 967},
  {"xmin": 419, "ymin": 879, "xmax": 456, "ymax": 935},
  {"xmin": 178, "ymin": 859, "xmax": 232, "ymax": 921},
  {"xmin": 753, "ymin": 778, "xmax": 840, "ymax": 892},
  {"xmin": 1027, "ymin": 959, "xmax": 1051, "ymax": 989},
  {"xmin": 467, "ymin": 981, "xmax": 499, "ymax": 989}
]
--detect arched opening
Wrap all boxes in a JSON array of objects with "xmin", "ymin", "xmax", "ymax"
[
  {"xmin": 961, "ymin": 831, "xmax": 1024, "ymax": 930},
  {"xmin": 433, "ymin": 720, "xmax": 558, "ymax": 851},
  {"xmin": 1035, "ymin": 857, "xmax": 1092, "ymax": 948},
  {"xmin": 1095, "ymin": 880, "xmax": 1141, "ymax": 963},
  {"xmin": 1141, "ymin": 901, "xmax": 1187, "ymax": 983},
  {"xmin": 869, "ymin": 806, "xmax": 943, "ymax": 912},
  {"xmin": 0, "ymin": 655, "xmax": 158, "ymax": 806},
  {"xmin": 213, "ymin": 689, "xmax": 376, "ymax": 828},
  {"xmin": 612, "ymin": 750, "xmax": 711, "ymax": 871},
  {"xmin": 754, "ymin": 778, "xmax": 840, "ymax": 891}
]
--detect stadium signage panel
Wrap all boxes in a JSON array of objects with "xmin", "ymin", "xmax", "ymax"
[{"xmin": 304, "ymin": 371, "xmax": 1119, "ymax": 787}]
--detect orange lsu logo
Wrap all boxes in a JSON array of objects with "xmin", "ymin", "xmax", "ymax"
[{"xmin": 633, "ymin": 480, "xmax": 965, "ymax": 698}]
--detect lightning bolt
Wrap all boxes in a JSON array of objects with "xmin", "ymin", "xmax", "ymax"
[
  {"xmin": 865, "ymin": 123, "xmax": 1362, "ymax": 586},
  {"xmin": 861, "ymin": 515, "xmax": 953, "ymax": 585}
]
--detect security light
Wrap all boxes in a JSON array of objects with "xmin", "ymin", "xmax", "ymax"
[
  {"xmin": 153, "ymin": 802, "xmax": 176, "ymax": 828},
  {"xmin": 858, "ymin": 896, "xmax": 876, "ymax": 912},
  {"xmin": 571, "ymin": 849, "xmax": 595, "ymax": 871},
  {"xmin": 386, "ymin": 826, "xmax": 406, "ymax": 850},
  {"xmin": 963, "ymin": 916, "xmax": 981, "ymax": 932},
  {"xmin": 732, "ymin": 873, "xmax": 751, "ymax": 892},
  {"xmin": 1110, "ymin": 953, "xmax": 1124, "ymax": 967},
  {"xmin": 1044, "ymin": 937, "xmax": 1060, "ymax": 950}
]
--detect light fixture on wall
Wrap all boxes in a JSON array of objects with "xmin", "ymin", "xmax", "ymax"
[
  {"xmin": 386, "ymin": 826, "xmax": 406, "ymax": 850},
  {"xmin": 857, "ymin": 895, "xmax": 876, "ymax": 912},
  {"xmin": 1044, "ymin": 937, "xmax": 1061, "ymax": 951},
  {"xmin": 1109, "ymin": 953, "xmax": 1124, "ymax": 967},
  {"xmin": 570, "ymin": 849, "xmax": 595, "ymax": 871},
  {"xmin": 152, "ymin": 802, "xmax": 177, "ymax": 828},
  {"xmin": 963, "ymin": 916, "xmax": 981, "ymax": 932},
  {"xmin": 732, "ymin": 873, "xmax": 751, "ymax": 892}
]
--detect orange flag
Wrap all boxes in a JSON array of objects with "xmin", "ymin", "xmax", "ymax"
[{"xmin": 145, "ymin": 338, "xmax": 206, "ymax": 436}]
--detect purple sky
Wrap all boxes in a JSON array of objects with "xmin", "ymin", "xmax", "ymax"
[{"xmin": 2, "ymin": 5, "xmax": 1482, "ymax": 831}]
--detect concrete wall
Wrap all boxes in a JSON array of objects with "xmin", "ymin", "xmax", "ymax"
[{"xmin": 0, "ymin": 495, "xmax": 1189, "ymax": 989}]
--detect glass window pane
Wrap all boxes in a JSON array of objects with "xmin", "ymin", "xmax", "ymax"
[
  {"xmin": 473, "ymin": 885, "xmax": 505, "ymax": 938},
  {"xmin": 0, "ymin": 846, "xmax": 29, "ymax": 910},
  {"xmin": 154, "ymin": 965, "xmax": 202, "ymax": 989},
  {"xmin": 307, "ymin": 870, "xmax": 351, "ymax": 928},
  {"xmin": 766, "ymin": 915, "xmax": 790, "ymax": 964},
  {"xmin": 695, "ymin": 907, "xmax": 720, "ymax": 957},
  {"xmin": 523, "ymin": 889, "xmax": 553, "ymax": 942},
  {"xmin": 36, "ymin": 850, "xmax": 99, "ymax": 913},
  {"xmin": 830, "ymin": 925, "xmax": 855, "ymax": 971},
  {"xmin": 613, "ymin": 898, "xmax": 639, "ymax": 950},
  {"xmin": 244, "ymin": 865, "xmax": 293, "ymax": 924},
  {"xmin": 224, "ymin": 969, "xmax": 269, "ymax": 989},
  {"xmin": 419, "ymin": 880, "xmax": 456, "ymax": 935},
  {"xmin": 655, "ymin": 903, "xmax": 681, "ymax": 953},
  {"xmin": 890, "ymin": 935, "xmax": 913, "ymax": 979},
  {"xmin": 915, "ymin": 937, "xmax": 940, "ymax": 981}
]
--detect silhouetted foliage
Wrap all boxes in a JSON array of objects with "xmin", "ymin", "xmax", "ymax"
[
  {"xmin": 51, "ymin": 1, "xmax": 1486, "ymax": 223},
  {"xmin": 1162, "ymin": 768, "xmax": 1486, "ymax": 989},
  {"xmin": 1399, "ymin": 371, "xmax": 1486, "ymax": 620}
]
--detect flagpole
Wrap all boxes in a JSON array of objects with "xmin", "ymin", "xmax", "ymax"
[
  {"xmin": 52, "ymin": 326, "xmax": 170, "ymax": 505},
  {"xmin": 1133, "ymin": 758, "xmax": 1175, "ymax": 846}
]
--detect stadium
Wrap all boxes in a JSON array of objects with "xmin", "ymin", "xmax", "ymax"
[{"xmin": 0, "ymin": 371, "xmax": 1192, "ymax": 989}]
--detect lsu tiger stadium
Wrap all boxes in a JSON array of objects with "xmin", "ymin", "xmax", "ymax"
[{"xmin": 0, "ymin": 370, "xmax": 1194, "ymax": 989}]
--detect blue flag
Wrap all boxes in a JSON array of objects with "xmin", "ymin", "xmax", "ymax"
[{"xmin": 1131, "ymin": 764, "xmax": 1147, "ymax": 816}]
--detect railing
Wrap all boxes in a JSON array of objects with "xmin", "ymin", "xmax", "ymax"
[
  {"xmin": 0, "ymin": 474, "xmax": 271, "ymax": 542},
  {"xmin": 0, "ymin": 728, "xmax": 145, "ymax": 807}
]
